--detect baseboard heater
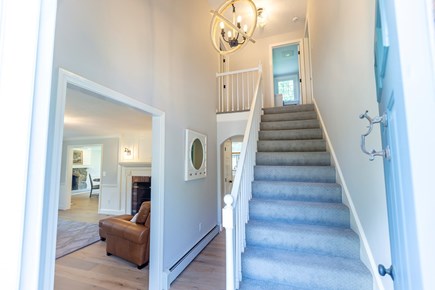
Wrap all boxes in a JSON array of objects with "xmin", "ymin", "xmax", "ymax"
[{"xmin": 163, "ymin": 225, "xmax": 220, "ymax": 288}]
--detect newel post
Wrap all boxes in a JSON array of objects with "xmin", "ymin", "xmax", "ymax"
[{"xmin": 223, "ymin": 194, "xmax": 235, "ymax": 290}]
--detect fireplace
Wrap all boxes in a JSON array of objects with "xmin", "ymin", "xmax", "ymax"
[
  {"xmin": 131, "ymin": 176, "xmax": 151, "ymax": 215},
  {"xmin": 72, "ymin": 168, "xmax": 88, "ymax": 190}
]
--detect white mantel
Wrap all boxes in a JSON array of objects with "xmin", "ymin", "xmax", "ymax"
[
  {"xmin": 119, "ymin": 163, "xmax": 152, "ymax": 214},
  {"xmin": 119, "ymin": 161, "xmax": 151, "ymax": 167}
]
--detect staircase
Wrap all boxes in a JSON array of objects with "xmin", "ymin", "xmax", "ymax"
[{"xmin": 239, "ymin": 104, "xmax": 372, "ymax": 290}]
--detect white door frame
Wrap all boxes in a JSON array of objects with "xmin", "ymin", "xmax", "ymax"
[
  {"xmin": 62, "ymin": 144, "xmax": 103, "ymax": 209},
  {"xmin": 43, "ymin": 68, "xmax": 166, "ymax": 290},
  {"xmin": 269, "ymin": 39, "xmax": 306, "ymax": 106},
  {"xmin": 303, "ymin": 20, "xmax": 314, "ymax": 104}
]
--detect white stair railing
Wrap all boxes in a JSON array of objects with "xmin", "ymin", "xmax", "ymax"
[
  {"xmin": 216, "ymin": 66, "xmax": 262, "ymax": 113},
  {"xmin": 223, "ymin": 69, "xmax": 263, "ymax": 290}
]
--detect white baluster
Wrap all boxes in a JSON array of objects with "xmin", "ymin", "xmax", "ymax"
[
  {"xmin": 231, "ymin": 75, "xmax": 234, "ymax": 112},
  {"xmin": 223, "ymin": 194, "xmax": 235, "ymax": 290},
  {"xmin": 236, "ymin": 74, "xmax": 240, "ymax": 111},
  {"xmin": 242, "ymin": 73, "xmax": 245, "ymax": 110},
  {"xmin": 225, "ymin": 76, "xmax": 230, "ymax": 112},
  {"xmin": 218, "ymin": 77, "xmax": 224, "ymax": 113}
]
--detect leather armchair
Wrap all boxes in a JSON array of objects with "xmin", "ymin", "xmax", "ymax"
[
  {"xmin": 98, "ymin": 201, "xmax": 150, "ymax": 269},
  {"xmin": 99, "ymin": 215, "xmax": 131, "ymax": 240}
]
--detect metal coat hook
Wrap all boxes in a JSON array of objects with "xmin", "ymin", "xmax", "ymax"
[{"xmin": 359, "ymin": 110, "xmax": 390, "ymax": 161}]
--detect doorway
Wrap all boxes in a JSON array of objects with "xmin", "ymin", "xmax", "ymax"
[
  {"xmin": 271, "ymin": 42, "xmax": 302, "ymax": 106},
  {"xmin": 221, "ymin": 136, "xmax": 243, "ymax": 204},
  {"xmin": 57, "ymin": 144, "xmax": 104, "ymax": 227},
  {"xmin": 60, "ymin": 144, "xmax": 103, "ymax": 209},
  {"xmin": 43, "ymin": 69, "xmax": 166, "ymax": 290}
]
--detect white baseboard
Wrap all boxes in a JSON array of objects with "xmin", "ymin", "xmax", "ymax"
[
  {"xmin": 312, "ymin": 98, "xmax": 384, "ymax": 290},
  {"xmin": 163, "ymin": 226, "xmax": 220, "ymax": 289},
  {"xmin": 98, "ymin": 209, "xmax": 125, "ymax": 216}
]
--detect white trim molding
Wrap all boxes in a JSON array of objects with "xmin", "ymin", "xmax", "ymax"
[
  {"xmin": 0, "ymin": 0, "xmax": 59, "ymax": 289},
  {"xmin": 44, "ymin": 68, "xmax": 166, "ymax": 290},
  {"xmin": 268, "ymin": 38, "xmax": 306, "ymax": 107}
]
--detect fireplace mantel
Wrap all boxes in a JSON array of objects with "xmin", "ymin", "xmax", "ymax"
[{"xmin": 119, "ymin": 163, "xmax": 151, "ymax": 214}]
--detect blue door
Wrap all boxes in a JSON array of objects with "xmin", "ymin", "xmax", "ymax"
[{"xmin": 373, "ymin": 0, "xmax": 422, "ymax": 288}]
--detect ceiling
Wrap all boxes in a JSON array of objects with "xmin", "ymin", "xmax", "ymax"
[
  {"xmin": 63, "ymin": 85, "xmax": 152, "ymax": 140},
  {"xmin": 208, "ymin": 0, "xmax": 307, "ymax": 39}
]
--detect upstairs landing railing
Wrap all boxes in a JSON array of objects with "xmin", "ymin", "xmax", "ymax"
[
  {"xmin": 222, "ymin": 70, "xmax": 263, "ymax": 290},
  {"xmin": 216, "ymin": 65, "xmax": 262, "ymax": 113}
]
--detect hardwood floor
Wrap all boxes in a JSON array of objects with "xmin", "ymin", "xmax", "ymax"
[
  {"xmin": 57, "ymin": 192, "xmax": 108, "ymax": 223},
  {"xmin": 55, "ymin": 194, "xmax": 226, "ymax": 290}
]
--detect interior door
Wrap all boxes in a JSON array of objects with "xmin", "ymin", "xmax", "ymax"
[
  {"xmin": 373, "ymin": 0, "xmax": 422, "ymax": 288},
  {"xmin": 272, "ymin": 43, "xmax": 301, "ymax": 106}
]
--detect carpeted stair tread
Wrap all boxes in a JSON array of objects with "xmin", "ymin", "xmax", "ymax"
[
  {"xmin": 242, "ymin": 247, "xmax": 372, "ymax": 290},
  {"xmin": 239, "ymin": 104, "xmax": 372, "ymax": 289},
  {"xmin": 252, "ymin": 181, "xmax": 342, "ymax": 202},
  {"xmin": 239, "ymin": 279, "xmax": 315, "ymax": 290},
  {"xmin": 254, "ymin": 165, "xmax": 336, "ymax": 183},
  {"xmin": 258, "ymin": 140, "xmax": 326, "ymax": 152},
  {"xmin": 259, "ymin": 128, "xmax": 323, "ymax": 140},
  {"xmin": 246, "ymin": 220, "xmax": 360, "ymax": 259},
  {"xmin": 261, "ymin": 119, "xmax": 320, "ymax": 131},
  {"xmin": 249, "ymin": 199, "xmax": 350, "ymax": 227},
  {"xmin": 256, "ymin": 152, "xmax": 331, "ymax": 166},
  {"xmin": 263, "ymin": 104, "xmax": 315, "ymax": 114},
  {"xmin": 261, "ymin": 111, "xmax": 317, "ymax": 122}
]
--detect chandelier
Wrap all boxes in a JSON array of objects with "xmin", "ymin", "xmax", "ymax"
[
  {"xmin": 210, "ymin": 0, "xmax": 258, "ymax": 55},
  {"xmin": 219, "ymin": 4, "xmax": 249, "ymax": 48}
]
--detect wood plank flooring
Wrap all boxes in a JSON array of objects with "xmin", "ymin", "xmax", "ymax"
[
  {"xmin": 55, "ymin": 194, "xmax": 226, "ymax": 290},
  {"xmin": 57, "ymin": 192, "xmax": 108, "ymax": 223}
]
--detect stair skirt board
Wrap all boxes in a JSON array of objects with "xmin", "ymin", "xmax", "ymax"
[
  {"xmin": 163, "ymin": 226, "xmax": 219, "ymax": 288},
  {"xmin": 237, "ymin": 104, "xmax": 373, "ymax": 290}
]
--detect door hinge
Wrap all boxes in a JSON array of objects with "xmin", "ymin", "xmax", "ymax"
[
  {"xmin": 298, "ymin": 51, "xmax": 300, "ymax": 55},
  {"xmin": 223, "ymin": 58, "xmax": 226, "ymax": 63},
  {"xmin": 300, "ymin": 79, "xmax": 302, "ymax": 83},
  {"xmin": 223, "ymin": 84, "xmax": 226, "ymax": 89}
]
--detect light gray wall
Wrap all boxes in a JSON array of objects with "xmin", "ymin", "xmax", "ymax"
[
  {"xmin": 229, "ymin": 31, "xmax": 303, "ymax": 107},
  {"xmin": 307, "ymin": 1, "xmax": 391, "ymax": 289},
  {"xmin": 53, "ymin": 0, "xmax": 217, "ymax": 270}
]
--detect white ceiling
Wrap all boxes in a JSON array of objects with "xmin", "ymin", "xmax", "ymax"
[
  {"xmin": 208, "ymin": 0, "xmax": 307, "ymax": 39},
  {"xmin": 63, "ymin": 85, "xmax": 152, "ymax": 140},
  {"xmin": 63, "ymin": 0, "xmax": 306, "ymax": 140}
]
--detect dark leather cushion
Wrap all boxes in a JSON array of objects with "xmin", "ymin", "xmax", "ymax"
[{"xmin": 135, "ymin": 201, "xmax": 150, "ymax": 224}]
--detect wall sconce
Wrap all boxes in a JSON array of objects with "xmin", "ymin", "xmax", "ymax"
[{"xmin": 124, "ymin": 147, "xmax": 132, "ymax": 156}]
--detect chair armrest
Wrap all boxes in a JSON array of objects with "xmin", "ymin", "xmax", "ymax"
[
  {"xmin": 105, "ymin": 219, "xmax": 150, "ymax": 244},
  {"xmin": 99, "ymin": 214, "xmax": 132, "ymax": 227}
]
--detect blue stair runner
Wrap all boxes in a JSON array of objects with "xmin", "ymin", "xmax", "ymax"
[{"xmin": 239, "ymin": 104, "xmax": 372, "ymax": 290}]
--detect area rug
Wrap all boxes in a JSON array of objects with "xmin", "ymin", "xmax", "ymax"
[{"xmin": 56, "ymin": 218, "xmax": 100, "ymax": 259}]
